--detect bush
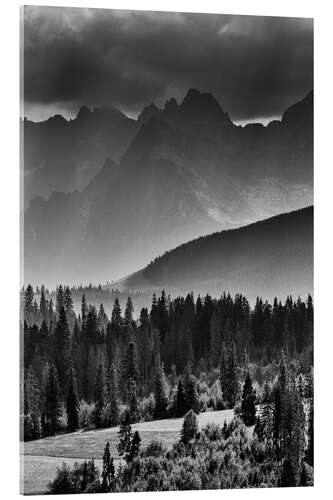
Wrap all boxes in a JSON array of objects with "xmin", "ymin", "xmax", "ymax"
[
  {"xmin": 139, "ymin": 394, "xmax": 155, "ymax": 421},
  {"xmin": 48, "ymin": 460, "xmax": 100, "ymax": 494},
  {"xmin": 79, "ymin": 400, "xmax": 95, "ymax": 429},
  {"xmin": 234, "ymin": 402, "xmax": 242, "ymax": 416},
  {"xmin": 180, "ymin": 410, "xmax": 198, "ymax": 445},
  {"xmin": 48, "ymin": 462, "xmax": 77, "ymax": 494},
  {"xmin": 142, "ymin": 440, "xmax": 167, "ymax": 458}
]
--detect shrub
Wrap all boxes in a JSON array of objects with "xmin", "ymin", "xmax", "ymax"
[
  {"xmin": 48, "ymin": 462, "xmax": 77, "ymax": 494},
  {"xmin": 79, "ymin": 400, "xmax": 95, "ymax": 429},
  {"xmin": 142, "ymin": 440, "xmax": 167, "ymax": 458},
  {"xmin": 139, "ymin": 393, "xmax": 155, "ymax": 421},
  {"xmin": 180, "ymin": 410, "xmax": 198, "ymax": 445}
]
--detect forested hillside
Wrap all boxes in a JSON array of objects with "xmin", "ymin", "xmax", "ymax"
[{"xmin": 116, "ymin": 206, "xmax": 313, "ymax": 302}]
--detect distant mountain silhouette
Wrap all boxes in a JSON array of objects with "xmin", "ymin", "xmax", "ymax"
[
  {"xmin": 24, "ymin": 90, "xmax": 313, "ymax": 286},
  {"xmin": 114, "ymin": 207, "xmax": 313, "ymax": 303},
  {"xmin": 23, "ymin": 105, "xmax": 138, "ymax": 205}
]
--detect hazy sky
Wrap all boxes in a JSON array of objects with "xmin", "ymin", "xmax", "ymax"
[{"xmin": 23, "ymin": 6, "xmax": 313, "ymax": 124}]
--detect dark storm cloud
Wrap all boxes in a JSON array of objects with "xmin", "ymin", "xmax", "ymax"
[{"xmin": 23, "ymin": 6, "xmax": 313, "ymax": 122}]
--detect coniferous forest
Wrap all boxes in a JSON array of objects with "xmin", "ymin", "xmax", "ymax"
[{"xmin": 22, "ymin": 284, "xmax": 314, "ymax": 492}]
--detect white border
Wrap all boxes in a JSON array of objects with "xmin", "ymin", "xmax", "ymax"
[{"xmin": 1, "ymin": 1, "xmax": 332, "ymax": 499}]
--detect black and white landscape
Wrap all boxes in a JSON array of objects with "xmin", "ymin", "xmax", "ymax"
[{"xmin": 21, "ymin": 7, "xmax": 314, "ymax": 495}]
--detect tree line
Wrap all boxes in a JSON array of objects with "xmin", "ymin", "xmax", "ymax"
[{"xmin": 22, "ymin": 284, "xmax": 313, "ymax": 443}]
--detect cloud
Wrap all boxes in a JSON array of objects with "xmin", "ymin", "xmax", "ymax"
[{"xmin": 23, "ymin": 6, "xmax": 313, "ymax": 121}]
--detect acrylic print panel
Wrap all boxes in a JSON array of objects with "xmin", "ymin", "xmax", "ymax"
[{"xmin": 21, "ymin": 5, "xmax": 314, "ymax": 495}]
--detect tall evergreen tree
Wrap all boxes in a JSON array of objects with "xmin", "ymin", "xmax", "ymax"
[
  {"xmin": 153, "ymin": 356, "xmax": 169, "ymax": 419},
  {"xmin": 56, "ymin": 285, "xmax": 65, "ymax": 315},
  {"xmin": 180, "ymin": 410, "xmax": 198, "ymax": 445},
  {"xmin": 101, "ymin": 442, "xmax": 115, "ymax": 492},
  {"xmin": 105, "ymin": 363, "xmax": 120, "ymax": 427},
  {"xmin": 127, "ymin": 378, "xmax": 139, "ymax": 423},
  {"xmin": 64, "ymin": 287, "xmax": 74, "ymax": 315},
  {"xmin": 117, "ymin": 409, "xmax": 133, "ymax": 463},
  {"xmin": 24, "ymin": 284, "xmax": 34, "ymax": 324},
  {"xmin": 241, "ymin": 373, "xmax": 257, "ymax": 426},
  {"xmin": 176, "ymin": 378, "xmax": 187, "ymax": 417},
  {"xmin": 66, "ymin": 367, "xmax": 80, "ymax": 432},
  {"xmin": 54, "ymin": 307, "xmax": 71, "ymax": 390},
  {"xmin": 122, "ymin": 341, "xmax": 139, "ymax": 388},
  {"xmin": 81, "ymin": 293, "xmax": 88, "ymax": 325},
  {"xmin": 94, "ymin": 363, "xmax": 106, "ymax": 428},
  {"xmin": 43, "ymin": 363, "xmax": 62, "ymax": 436},
  {"xmin": 210, "ymin": 310, "xmax": 222, "ymax": 366}
]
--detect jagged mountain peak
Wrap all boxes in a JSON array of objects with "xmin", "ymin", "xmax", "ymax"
[{"xmin": 76, "ymin": 105, "xmax": 92, "ymax": 120}]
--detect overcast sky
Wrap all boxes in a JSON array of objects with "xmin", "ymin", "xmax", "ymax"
[{"xmin": 23, "ymin": 6, "xmax": 313, "ymax": 124}]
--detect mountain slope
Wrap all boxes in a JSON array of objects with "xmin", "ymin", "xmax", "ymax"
[{"xmin": 114, "ymin": 207, "xmax": 313, "ymax": 302}]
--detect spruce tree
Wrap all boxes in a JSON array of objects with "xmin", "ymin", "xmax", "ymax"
[
  {"xmin": 24, "ymin": 284, "xmax": 34, "ymax": 325},
  {"xmin": 56, "ymin": 285, "xmax": 64, "ymax": 315},
  {"xmin": 124, "ymin": 297, "xmax": 134, "ymax": 337},
  {"xmin": 186, "ymin": 375, "xmax": 200, "ymax": 415},
  {"xmin": 176, "ymin": 378, "xmax": 187, "ymax": 417},
  {"xmin": 54, "ymin": 306, "xmax": 71, "ymax": 391},
  {"xmin": 210, "ymin": 311, "xmax": 221, "ymax": 366},
  {"xmin": 128, "ymin": 378, "xmax": 139, "ymax": 423},
  {"xmin": 101, "ymin": 442, "xmax": 115, "ymax": 492},
  {"xmin": 64, "ymin": 287, "xmax": 73, "ymax": 315},
  {"xmin": 44, "ymin": 363, "xmax": 62, "ymax": 436},
  {"xmin": 122, "ymin": 341, "xmax": 139, "ymax": 388},
  {"xmin": 81, "ymin": 293, "xmax": 87, "ymax": 325},
  {"xmin": 180, "ymin": 410, "xmax": 198, "ymax": 445},
  {"xmin": 94, "ymin": 363, "xmax": 106, "ymax": 428},
  {"xmin": 66, "ymin": 367, "xmax": 80, "ymax": 432},
  {"xmin": 306, "ymin": 397, "xmax": 314, "ymax": 466},
  {"xmin": 39, "ymin": 286, "xmax": 47, "ymax": 321},
  {"xmin": 153, "ymin": 356, "xmax": 169, "ymax": 419},
  {"xmin": 130, "ymin": 431, "xmax": 141, "ymax": 460},
  {"xmin": 117, "ymin": 409, "xmax": 133, "ymax": 463},
  {"xmin": 241, "ymin": 373, "xmax": 257, "ymax": 426},
  {"xmin": 105, "ymin": 363, "xmax": 120, "ymax": 427}
]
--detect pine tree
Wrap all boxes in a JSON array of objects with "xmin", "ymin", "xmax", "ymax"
[
  {"xmin": 43, "ymin": 363, "xmax": 62, "ymax": 436},
  {"xmin": 186, "ymin": 375, "xmax": 200, "ymax": 415},
  {"xmin": 117, "ymin": 409, "xmax": 133, "ymax": 463},
  {"xmin": 94, "ymin": 363, "xmax": 106, "ymax": 428},
  {"xmin": 24, "ymin": 284, "xmax": 34, "ymax": 325},
  {"xmin": 153, "ymin": 356, "xmax": 169, "ymax": 419},
  {"xmin": 105, "ymin": 363, "xmax": 120, "ymax": 427},
  {"xmin": 124, "ymin": 297, "xmax": 134, "ymax": 337},
  {"xmin": 210, "ymin": 311, "xmax": 221, "ymax": 366},
  {"xmin": 66, "ymin": 367, "xmax": 80, "ymax": 432},
  {"xmin": 260, "ymin": 380, "xmax": 273, "ymax": 441},
  {"xmin": 56, "ymin": 285, "xmax": 64, "ymax": 315},
  {"xmin": 220, "ymin": 342, "xmax": 239, "ymax": 408},
  {"xmin": 122, "ymin": 341, "xmax": 139, "ymax": 388},
  {"xmin": 54, "ymin": 306, "xmax": 71, "ymax": 391},
  {"xmin": 39, "ymin": 285, "xmax": 47, "ymax": 321},
  {"xmin": 101, "ymin": 442, "xmax": 115, "ymax": 492},
  {"xmin": 81, "ymin": 293, "xmax": 88, "ymax": 325},
  {"xmin": 306, "ymin": 396, "xmax": 314, "ymax": 466},
  {"xmin": 130, "ymin": 431, "xmax": 141, "ymax": 460},
  {"xmin": 180, "ymin": 410, "xmax": 198, "ymax": 445},
  {"xmin": 64, "ymin": 287, "xmax": 73, "ymax": 315},
  {"xmin": 241, "ymin": 373, "xmax": 257, "ymax": 426},
  {"xmin": 127, "ymin": 378, "xmax": 139, "ymax": 423},
  {"xmin": 176, "ymin": 378, "xmax": 187, "ymax": 417}
]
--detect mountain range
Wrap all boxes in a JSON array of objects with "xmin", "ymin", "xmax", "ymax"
[{"xmin": 23, "ymin": 89, "xmax": 313, "ymax": 287}]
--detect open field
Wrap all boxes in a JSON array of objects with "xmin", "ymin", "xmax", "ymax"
[{"xmin": 22, "ymin": 409, "xmax": 249, "ymax": 495}]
